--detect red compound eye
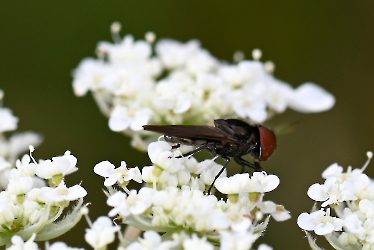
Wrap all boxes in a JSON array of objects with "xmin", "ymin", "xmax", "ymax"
[{"xmin": 258, "ymin": 126, "xmax": 277, "ymax": 161}]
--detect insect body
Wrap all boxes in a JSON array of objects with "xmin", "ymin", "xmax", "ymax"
[{"xmin": 143, "ymin": 119, "xmax": 276, "ymax": 193}]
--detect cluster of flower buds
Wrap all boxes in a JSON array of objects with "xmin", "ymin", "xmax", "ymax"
[
  {"xmin": 72, "ymin": 22, "xmax": 335, "ymax": 151},
  {"xmin": 297, "ymin": 152, "xmax": 374, "ymax": 250},
  {"xmin": 94, "ymin": 141, "xmax": 290, "ymax": 249}
]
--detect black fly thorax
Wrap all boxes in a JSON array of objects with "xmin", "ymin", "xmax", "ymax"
[{"xmin": 205, "ymin": 141, "xmax": 258, "ymax": 158}]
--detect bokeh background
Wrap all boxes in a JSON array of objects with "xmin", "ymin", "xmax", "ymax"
[{"xmin": 1, "ymin": 1, "xmax": 374, "ymax": 249}]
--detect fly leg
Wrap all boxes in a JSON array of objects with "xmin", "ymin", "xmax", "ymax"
[
  {"xmin": 241, "ymin": 164, "xmax": 245, "ymax": 173},
  {"xmin": 174, "ymin": 144, "xmax": 209, "ymax": 158},
  {"xmin": 254, "ymin": 161, "xmax": 263, "ymax": 171},
  {"xmin": 234, "ymin": 157, "xmax": 263, "ymax": 171},
  {"xmin": 207, "ymin": 156, "xmax": 230, "ymax": 194}
]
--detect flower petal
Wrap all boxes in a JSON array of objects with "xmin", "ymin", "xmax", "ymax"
[{"xmin": 288, "ymin": 82, "xmax": 335, "ymax": 113}]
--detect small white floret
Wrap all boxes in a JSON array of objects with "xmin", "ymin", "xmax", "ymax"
[
  {"xmin": 84, "ymin": 216, "xmax": 120, "ymax": 249},
  {"xmin": 0, "ymin": 108, "xmax": 18, "ymax": 133},
  {"xmin": 39, "ymin": 181, "xmax": 87, "ymax": 202},
  {"xmin": 297, "ymin": 209, "xmax": 343, "ymax": 235},
  {"xmin": 7, "ymin": 234, "xmax": 38, "ymax": 250},
  {"xmin": 307, "ymin": 177, "xmax": 357, "ymax": 206},
  {"xmin": 34, "ymin": 153, "xmax": 78, "ymax": 179},
  {"xmin": 183, "ymin": 234, "xmax": 214, "ymax": 250},
  {"xmin": 94, "ymin": 160, "xmax": 142, "ymax": 186},
  {"xmin": 215, "ymin": 173, "xmax": 250, "ymax": 194},
  {"xmin": 288, "ymin": 82, "xmax": 335, "ymax": 113}
]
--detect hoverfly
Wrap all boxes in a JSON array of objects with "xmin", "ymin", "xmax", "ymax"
[{"xmin": 143, "ymin": 119, "xmax": 276, "ymax": 193}]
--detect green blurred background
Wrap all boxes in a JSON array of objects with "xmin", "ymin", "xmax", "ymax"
[{"xmin": 1, "ymin": 1, "xmax": 374, "ymax": 249}]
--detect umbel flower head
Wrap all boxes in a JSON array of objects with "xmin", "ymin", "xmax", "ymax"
[
  {"xmin": 297, "ymin": 151, "xmax": 374, "ymax": 250},
  {"xmin": 94, "ymin": 140, "xmax": 291, "ymax": 249},
  {"xmin": 0, "ymin": 90, "xmax": 43, "ymax": 188},
  {"xmin": 0, "ymin": 149, "xmax": 87, "ymax": 246},
  {"xmin": 72, "ymin": 22, "xmax": 335, "ymax": 151},
  {"xmin": 0, "ymin": 90, "xmax": 87, "ymax": 248}
]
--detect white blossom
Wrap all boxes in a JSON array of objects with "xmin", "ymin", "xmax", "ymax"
[
  {"xmin": 7, "ymin": 173, "xmax": 33, "ymax": 195},
  {"xmin": 245, "ymin": 172, "xmax": 280, "ymax": 193},
  {"xmin": 147, "ymin": 141, "xmax": 182, "ymax": 173},
  {"xmin": 85, "ymin": 216, "xmax": 120, "ymax": 249},
  {"xmin": 103, "ymin": 139, "xmax": 289, "ymax": 250},
  {"xmin": 229, "ymin": 91, "xmax": 267, "ymax": 123},
  {"xmin": 109, "ymin": 104, "xmax": 153, "ymax": 132},
  {"xmin": 72, "ymin": 28, "xmax": 335, "ymax": 151},
  {"xmin": 34, "ymin": 151, "xmax": 78, "ymax": 179},
  {"xmin": 197, "ymin": 159, "xmax": 226, "ymax": 186},
  {"xmin": 125, "ymin": 230, "xmax": 177, "ymax": 250},
  {"xmin": 0, "ymin": 157, "xmax": 10, "ymax": 172},
  {"xmin": 264, "ymin": 77, "xmax": 293, "ymax": 113},
  {"xmin": 72, "ymin": 58, "xmax": 108, "ymax": 96},
  {"xmin": 307, "ymin": 176, "xmax": 357, "ymax": 207},
  {"xmin": 48, "ymin": 242, "xmax": 84, "ymax": 250},
  {"xmin": 219, "ymin": 229, "xmax": 260, "ymax": 250},
  {"xmin": 257, "ymin": 244, "xmax": 273, "ymax": 250},
  {"xmin": 287, "ymin": 82, "xmax": 335, "ymax": 113},
  {"xmin": 341, "ymin": 199, "xmax": 374, "ymax": 243},
  {"xmin": 39, "ymin": 181, "xmax": 87, "ymax": 202},
  {"xmin": 155, "ymin": 39, "xmax": 200, "ymax": 69},
  {"xmin": 299, "ymin": 153, "xmax": 374, "ymax": 249},
  {"xmin": 185, "ymin": 49, "xmax": 218, "ymax": 76},
  {"xmin": 321, "ymin": 162, "xmax": 344, "ymax": 179},
  {"xmin": 0, "ymin": 108, "xmax": 18, "ymax": 133},
  {"xmin": 99, "ymin": 34, "xmax": 152, "ymax": 63},
  {"xmin": 6, "ymin": 234, "xmax": 39, "ymax": 250},
  {"xmin": 0, "ymin": 92, "xmax": 86, "ymax": 247},
  {"xmin": 1, "ymin": 132, "xmax": 42, "ymax": 164},
  {"xmin": 257, "ymin": 200, "xmax": 291, "ymax": 222},
  {"xmin": 297, "ymin": 209, "xmax": 343, "ymax": 235},
  {"xmin": 215, "ymin": 173, "xmax": 251, "ymax": 194},
  {"xmin": 321, "ymin": 157, "xmax": 374, "ymax": 200},
  {"xmin": 107, "ymin": 188, "xmax": 155, "ymax": 217},
  {"xmin": 15, "ymin": 155, "xmax": 36, "ymax": 177},
  {"xmin": 0, "ymin": 200, "xmax": 18, "ymax": 225},
  {"xmin": 343, "ymin": 213, "xmax": 365, "ymax": 236},
  {"xmin": 94, "ymin": 160, "xmax": 142, "ymax": 186},
  {"xmin": 183, "ymin": 234, "xmax": 214, "ymax": 250}
]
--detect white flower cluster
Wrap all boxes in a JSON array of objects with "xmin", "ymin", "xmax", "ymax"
[
  {"xmin": 0, "ymin": 150, "xmax": 87, "ymax": 246},
  {"xmin": 0, "ymin": 90, "xmax": 43, "ymax": 189},
  {"xmin": 297, "ymin": 151, "xmax": 374, "ymax": 250},
  {"xmin": 94, "ymin": 141, "xmax": 290, "ymax": 250},
  {"xmin": 72, "ymin": 23, "xmax": 335, "ymax": 150},
  {"xmin": 0, "ymin": 90, "xmax": 87, "ymax": 246}
]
